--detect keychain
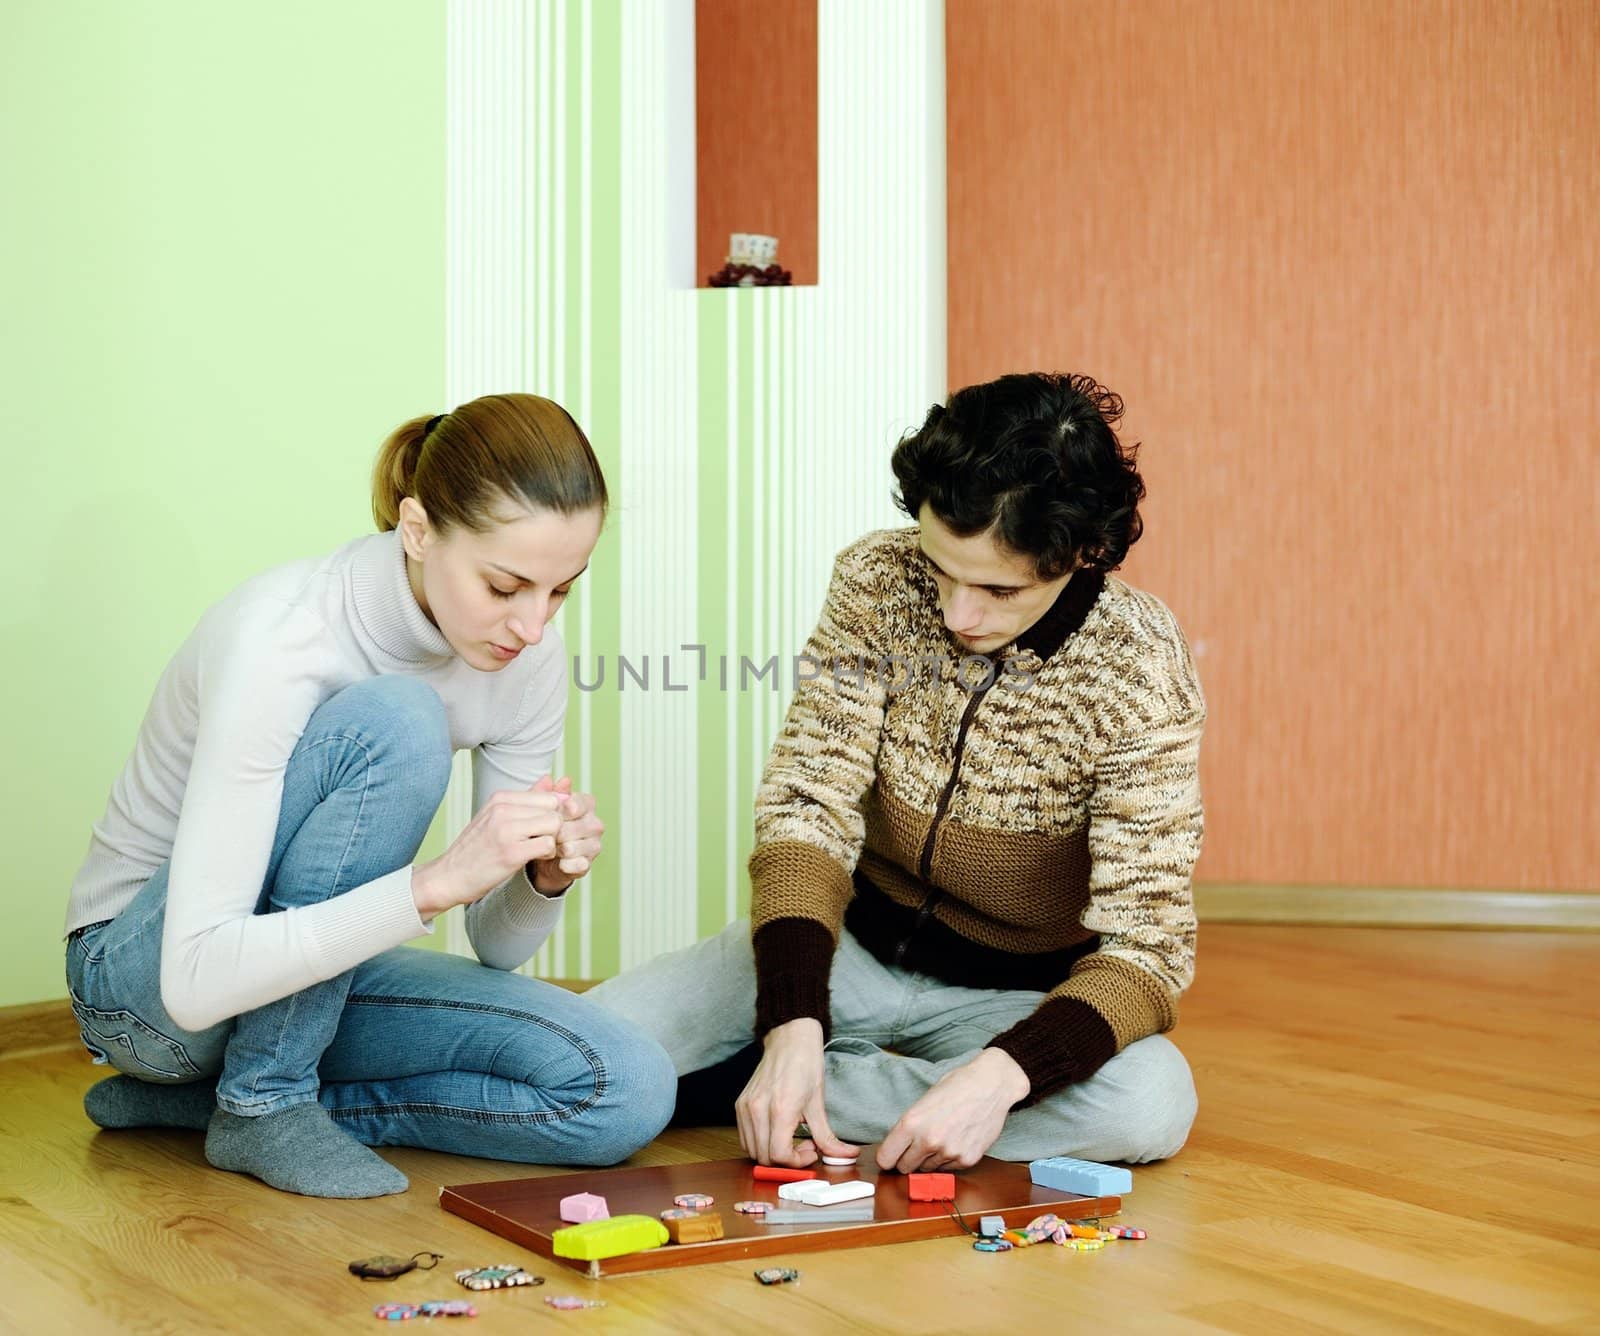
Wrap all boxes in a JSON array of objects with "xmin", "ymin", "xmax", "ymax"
[
  {"xmin": 454, "ymin": 1265, "xmax": 543, "ymax": 1291},
  {"xmin": 349, "ymin": 1252, "xmax": 443, "ymax": 1280}
]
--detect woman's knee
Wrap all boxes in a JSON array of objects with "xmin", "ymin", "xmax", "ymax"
[
  {"xmin": 311, "ymin": 678, "xmax": 452, "ymax": 797},
  {"xmin": 513, "ymin": 989, "xmax": 678, "ymax": 1160},
  {"xmin": 593, "ymin": 1028, "xmax": 677, "ymax": 1163},
  {"xmin": 534, "ymin": 1019, "xmax": 675, "ymax": 1165}
]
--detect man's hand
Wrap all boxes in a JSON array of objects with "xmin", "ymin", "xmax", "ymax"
[
  {"xmin": 735, "ymin": 1018, "xmax": 860, "ymax": 1167},
  {"xmin": 876, "ymin": 1048, "xmax": 1030, "ymax": 1173},
  {"xmin": 528, "ymin": 775, "xmax": 604, "ymax": 896}
]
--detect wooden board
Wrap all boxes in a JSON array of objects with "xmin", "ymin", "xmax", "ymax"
[{"xmin": 439, "ymin": 1152, "xmax": 1122, "ymax": 1278}]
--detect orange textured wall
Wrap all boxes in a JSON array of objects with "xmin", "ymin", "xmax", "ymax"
[
  {"xmin": 696, "ymin": 0, "xmax": 817, "ymax": 286},
  {"xmin": 947, "ymin": 0, "xmax": 1599, "ymax": 891}
]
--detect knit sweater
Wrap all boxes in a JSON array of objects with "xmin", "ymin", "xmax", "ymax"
[
  {"xmin": 749, "ymin": 528, "xmax": 1204, "ymax": 1104},
  {"xmin": 65, "ymin": 529, "xmax": 571, "ymax": 1032}
]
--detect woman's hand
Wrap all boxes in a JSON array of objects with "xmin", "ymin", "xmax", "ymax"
[
  {"xmin": 411, "ymin": 784, "xmax": 565, "ymax": 918},
  {"xmin": 527, "ymin": 774, "xmax": 605, "ymax": 894}
]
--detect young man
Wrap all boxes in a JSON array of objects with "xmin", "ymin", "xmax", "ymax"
[{"xmin": 590, "ymin": 372, "xmax": 1203, "ymax": 1173}]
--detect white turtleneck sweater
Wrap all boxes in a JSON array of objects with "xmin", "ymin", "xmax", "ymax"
[{"xmin": 65, "ymin": 529, "xmax": 572, "ymax": 1032}]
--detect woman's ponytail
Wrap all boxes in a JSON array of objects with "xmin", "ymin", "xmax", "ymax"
[
  {"xmin": 370, "ymin": 395, "xmax": 607, "ymax": 538},
  {"xmin": 371, "ymin": 415, "xmax": 435, "ymax": 531}
]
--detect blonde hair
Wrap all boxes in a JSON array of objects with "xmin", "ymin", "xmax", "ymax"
[{"xmin": 371, "ymin": 393, "xmax": 608, "ymax": 533}]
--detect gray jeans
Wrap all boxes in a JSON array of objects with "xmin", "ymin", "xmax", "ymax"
[{"xmin": 587, "ymin": 919, "xmax": 1198, "ymax": 1163}]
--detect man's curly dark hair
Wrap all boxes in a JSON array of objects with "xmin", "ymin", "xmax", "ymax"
[{"xmin": 890, "ymin": 372, "xmax": 1146, "ymax": 579}]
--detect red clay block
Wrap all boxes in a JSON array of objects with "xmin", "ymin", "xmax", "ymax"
[
  {"xmin": 908, "ymin": 1173, "xmax": 957, "ymax": 1201},
  {"xmin": 751, "ymin": 1166, "xmax": 818, "ymax": 1183}
]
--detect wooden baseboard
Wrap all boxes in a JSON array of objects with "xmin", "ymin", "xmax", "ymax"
[{"xmin": 1196, "ymin": 884, "xmax": 1600, "ymax": 930}]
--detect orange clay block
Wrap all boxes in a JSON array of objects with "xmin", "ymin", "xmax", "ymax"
[
  {"xmin": 908, "ymin": 1173, "xmax": 957, "ymax": 1201},
  {"xmin": 664, "ymin": 1213, "xmax": 726, "ymax": 1245}
]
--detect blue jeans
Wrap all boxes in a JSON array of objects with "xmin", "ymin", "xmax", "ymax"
[{"xmin": 65, "ymin": 676, "xmax": 674, "ymax": 1166}]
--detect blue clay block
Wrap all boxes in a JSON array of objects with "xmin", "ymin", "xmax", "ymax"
[{"xmin": 1027, "ymin": 1155, "xmax": 1133, "ymax": 1197}]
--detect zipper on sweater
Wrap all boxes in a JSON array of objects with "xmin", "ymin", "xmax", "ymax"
[{"xmin": 893, "ymin": 678, "xmax": 994, "ymax": 968}]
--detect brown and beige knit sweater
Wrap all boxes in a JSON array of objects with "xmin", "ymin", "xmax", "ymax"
[{"xmin": 749, "ymin": 528, "xmax": 1205, "ymax": 1104}]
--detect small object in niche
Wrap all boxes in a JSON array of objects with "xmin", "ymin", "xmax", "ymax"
[
  {"xmin": 729, "ymin": 232, "xmax": 779, "ymax": 266},
  {"xmin": 710, "ymin": 231, "xmax": 790, "ymax": 287},
  {"xmin": 708, "ymin": 261, "xmax": 793, "ymax": 287}
]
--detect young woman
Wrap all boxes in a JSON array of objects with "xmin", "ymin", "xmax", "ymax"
[{"xmin": 63, "ymin": 393, "xmax": 675, "ymax": 1198}]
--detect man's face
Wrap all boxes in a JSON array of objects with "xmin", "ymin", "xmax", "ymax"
[{"xmin": 916, "ymin": 505, "xmax": 1075, "ymax": 655}]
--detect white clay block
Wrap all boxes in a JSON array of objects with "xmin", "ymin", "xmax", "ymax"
[{"xmin": 778, "ymin": 1179, "xmax": 877, "ymax": 1207}]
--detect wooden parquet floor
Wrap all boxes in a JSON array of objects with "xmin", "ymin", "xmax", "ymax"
[{"xmin": 2, "ymin": 926, "xmax": 1597, "ymax": 1334}]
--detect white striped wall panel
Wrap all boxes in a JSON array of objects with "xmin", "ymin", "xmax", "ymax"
[{"xmin": 444, "ymin": 0, "xmax": 946, "ymax": 976}]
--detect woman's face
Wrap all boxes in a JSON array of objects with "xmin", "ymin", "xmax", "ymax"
[{"xmin": 399, "ymin": 497, "xmax": 602, "ymax": 671}]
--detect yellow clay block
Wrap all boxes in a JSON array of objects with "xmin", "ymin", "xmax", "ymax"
[{"xmin": 552, "ymin": 1214, "xmax": 670, "ymax": 1261}]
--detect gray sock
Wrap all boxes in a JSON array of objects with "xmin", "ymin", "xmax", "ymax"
[
  {"xmin": 205, "ymin": 1104, "xmax": 408, "ymax": 1199},
  {"xmin": 83, "ymin": 1075, "xmax": 217, "ymax": 1131}
]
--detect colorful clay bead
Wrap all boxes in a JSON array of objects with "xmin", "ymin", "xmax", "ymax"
[{"xmin": 417, "ymin": 1300, "xmax": 477, "ymax": 1318}]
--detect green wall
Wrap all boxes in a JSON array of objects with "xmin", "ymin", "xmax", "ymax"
[{"xmin": 2, "ymin": 2, "xmax": 446, "ymax": 1007}]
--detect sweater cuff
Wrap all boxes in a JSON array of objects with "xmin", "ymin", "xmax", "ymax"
[
  {"xmin": 752, "ymin": 918, "xmax": 836, "ymax": 1039},
  {"xmin": 988, "ymin": 996, "xmax": 1119, "ymax": 1106}
]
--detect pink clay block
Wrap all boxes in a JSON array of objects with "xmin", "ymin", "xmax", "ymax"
[{"xmin": 559, "ymin": 1192, "xmax": 610, "ymax": 1223}]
